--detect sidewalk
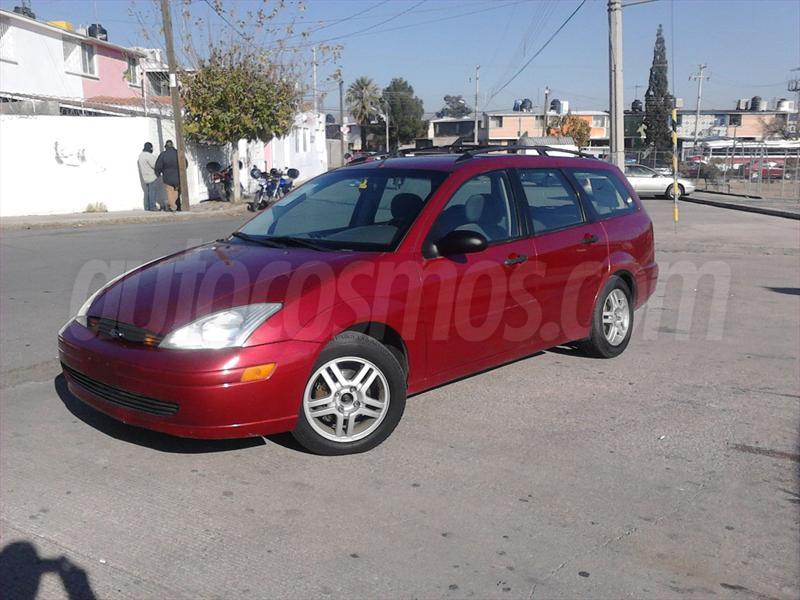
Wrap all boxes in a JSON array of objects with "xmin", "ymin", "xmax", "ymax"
[
  {"xmin": 682, "ymin": 191, "xmax": 800, "ymax": 220},
  {"xmin": 0, "ymin": 200, "xmax": 252, "ymax": 231}
]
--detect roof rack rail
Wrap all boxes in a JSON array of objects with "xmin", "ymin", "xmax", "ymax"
[
  {"xmin": 391, "ymin": 142, "xmax": 478, "ymax": 157},
  {"xmin": 455, "ymin": 145, "xmax": 598, "ymax": 162}
]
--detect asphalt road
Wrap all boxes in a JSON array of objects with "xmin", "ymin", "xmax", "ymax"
[{"xmin": 1, "ymin": 201, "xmax": 798, "ymax": 599}]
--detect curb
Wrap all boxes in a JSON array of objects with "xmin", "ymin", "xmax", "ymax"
[
  {"xmin": 680, "ymin": 196, "xmax": 800, "ymax": 221},
  {"xmin": 694, "ymin": 188, "xmax": 763, "ymax": 199},
  {"xmin": 1, "ymin": 206, "xmax": 252, "ymax": 231}
]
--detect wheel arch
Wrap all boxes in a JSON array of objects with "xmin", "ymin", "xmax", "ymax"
[
  {"xmin": 343, "ymin": 322, "xmax": 409, "ymax": 377},
  {"xmin": 611, "ymin": 269, "xmax": 636, "ymax": 305}
]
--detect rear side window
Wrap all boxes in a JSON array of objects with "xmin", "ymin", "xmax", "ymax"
[
  {"xmin": 517, "ymin": 169, "xmax": 583, "ymax": 234},
  {"xmin": 569, "ymin": 169, "xmax": 636, "ymax": 218}
]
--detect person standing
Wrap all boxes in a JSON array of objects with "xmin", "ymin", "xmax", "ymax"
[
  {"xmin": 137, "ymin": 142, "xmax": 159, "ymax": 211},
  {"xmin": 155, "ymin": 140, "xmax": 181, "ymax": 211}
]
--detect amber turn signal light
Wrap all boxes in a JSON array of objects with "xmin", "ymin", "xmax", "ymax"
[{"xmin": 240, "ymin": 363, "xmax": 276, "ymax": 382}]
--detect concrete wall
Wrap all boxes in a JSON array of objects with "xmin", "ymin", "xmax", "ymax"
[
  {"xmin": 0, "ymin": 115, "xmax": 225, "ymax": 216},
  {"xmin": 0, "ymin": 112, "xmax": 328, "ymax": 217},
  {"xmin": 0, "ymin": 17, "xmax": 83, "ymax": 98}
]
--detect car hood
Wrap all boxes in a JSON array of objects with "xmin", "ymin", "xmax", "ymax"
[{"xmin": 87, "ymin": 241, "xmax": 376, "ymax": 336}]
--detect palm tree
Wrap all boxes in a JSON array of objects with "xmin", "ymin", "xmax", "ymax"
[{"xmin": 346, "ymin": 76, "xmax": 380, "ymax": 150}]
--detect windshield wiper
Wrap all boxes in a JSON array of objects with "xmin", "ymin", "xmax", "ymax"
[
  {"xmin": 263, "ymin": 236, "xmax": 334, "ymax": 252},
  {"xmin": 230, "ymin": 231, "xmax": 287, "ymax": 248}
]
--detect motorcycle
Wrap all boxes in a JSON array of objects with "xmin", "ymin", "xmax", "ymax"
[
  {"xmin": 206, "ymin": 161, "xmax": 244, "ymax": 201},
  {"xmin": 247, "ymin": 166, "xmax": 300, "ymax": 211}
]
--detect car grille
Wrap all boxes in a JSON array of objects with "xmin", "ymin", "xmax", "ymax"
[
  {"xmin": 62, "ymin": 364, "xmax": 179, "ymax": 416},
  {"xmin": 86, "ymin": 317, "xmax": 163, "ymax": 347}
]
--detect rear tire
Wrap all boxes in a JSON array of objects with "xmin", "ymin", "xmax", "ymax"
[
  {"xmin": 578, "ymin": 275, "xmax": 633, "ymax": 358},
  {"xmin": 292, "ymin": 332, "xmax": 406, "ymax": 455},
  {"xmin": 665, "ymin": 184, "xmax": 684, "ymax": 199}
]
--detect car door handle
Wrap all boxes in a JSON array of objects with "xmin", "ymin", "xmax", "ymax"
[
  {"xmin": 581, "ymin": 234, "xmax": 599, "ymax": 245},
  {"xmin": 504, "ymin": 253, "xmax": 528, "ymax": 266}
]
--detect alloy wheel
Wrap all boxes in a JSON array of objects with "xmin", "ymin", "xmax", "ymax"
[
  {"xmin": 302, "ymin": 357, "xmax": 390, "ymax": 443},
  {"xmin": 602, "ymin": 289, "xmax": 630, "ymax": 346}
]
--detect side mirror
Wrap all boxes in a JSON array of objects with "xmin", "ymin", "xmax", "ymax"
[{"xmin": 435, "ymin": 230, "xmax": 488, "ymax": 257}]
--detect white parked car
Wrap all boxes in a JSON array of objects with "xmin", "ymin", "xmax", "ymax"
[{"xmin": 624, "ymin": 164, "xmax": 695, "ymax": 199}]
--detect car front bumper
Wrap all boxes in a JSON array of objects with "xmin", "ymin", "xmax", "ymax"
[{"xmin": 58, "ymin": 320, "xmax": 321, "ymax": 439}]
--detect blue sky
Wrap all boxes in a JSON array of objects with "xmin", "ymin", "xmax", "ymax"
[{"xmin": 4, "ymin": 0, "xmax": 799, "ymax": 115}]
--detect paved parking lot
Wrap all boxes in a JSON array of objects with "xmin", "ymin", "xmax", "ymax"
[{"xmin": 1, "ymin": 200, "xmax": 798, "ymax": 599}]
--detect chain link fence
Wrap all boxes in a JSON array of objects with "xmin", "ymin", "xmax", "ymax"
[{"xmin": 624, "ymin": 148, "xmax": 800, "ymax": 201}]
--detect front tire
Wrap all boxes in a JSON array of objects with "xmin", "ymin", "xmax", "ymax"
[
  {"xmin": 292, "ymin": 332, "xmax": 406, "ymax": 455},
  {"xmin": 578, "ymin": 275, "xmax": 634, "ymax": 358}
]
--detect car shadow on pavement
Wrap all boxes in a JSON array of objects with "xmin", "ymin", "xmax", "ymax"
[
  {"xmin": 764, "ymin": 286, "xmax": 800, "ymax": 296},
  {"xmin": 54, "ymin": 375, "xmax": 265, "ymax": 454},
  {"xmin": 544, "ymin": 344, "xmax": 597, "ymax": 358},
  {"xmin": 0, "ymin": 540, "xmax": 97, "ymax": 600}
]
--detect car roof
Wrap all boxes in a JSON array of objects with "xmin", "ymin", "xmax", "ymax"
[{"xmin": 342, "ymin": 152, "xmax": 612, "ymax": 173}]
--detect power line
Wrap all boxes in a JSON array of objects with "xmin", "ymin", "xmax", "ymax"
[
  {"xmin": 284, "ymin": 1, "xmax": 522, "ymax": 50},
  {"xmin": 293, "ymin": 0, "xmax": 426, "ymax": 47},
  {"xmin": 201, "ymin": 0, "xmax": 251, "ymax": 44},
  {"xmin": 279, "ymin": 0, "xmax": 390, "ymax": 43},
  {"xmin": 488, "ymin": 0, "xmax": 588, "ymax": 103}
]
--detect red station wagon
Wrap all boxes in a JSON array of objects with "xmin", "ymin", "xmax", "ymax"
[{"xmin": 59, "ymin": 147, "xmax": 658, "ymax": 455}]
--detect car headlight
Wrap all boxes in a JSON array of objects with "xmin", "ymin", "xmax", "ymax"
[{"xmin": 159, "ymin": 303, "xmax": 282, "ymax": 350}]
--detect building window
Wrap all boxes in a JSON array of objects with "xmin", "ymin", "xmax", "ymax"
[
  {"xmin": 729, "ymin": 114, "xmax": 742, "ymax": 127},
  {"xmin": 127, "ymin": 56, "xmax": 139, "ymax": 85},
  {"xmin": 63, "ymin": 39, "xmax": 96, "ymax": 75},
  {"xmin": 591, "ymin": 115, "xmax": 607, "ymax": 128},
  {"xmin": 81, "ymin": 43, "xmax": 95, "ymax": 75},
  {"xmin": 0, "ymin": 18, "xmax": 14, "ymax": 61},
  {"xmin": 489, "ymin": 116, "xmax": 503, "ymax": 128}
]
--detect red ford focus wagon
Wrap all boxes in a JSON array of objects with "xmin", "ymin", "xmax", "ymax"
[{"xmin": 59, "ymin": 147, "xmax": 658, "ymax": 455}]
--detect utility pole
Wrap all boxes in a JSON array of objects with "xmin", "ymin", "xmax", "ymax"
[
  {"xmin": 542, "ymin": 85, "xmax": 550, "ymax": 137},
  {"xmin": 690, "ymin": 64, "xmax": 710, "ymax": 152},
  {"xmin": 338, "ymin": 77, "xmax": 345, "ymax": 167},
  {"xmin": 607, "ymin": 0, "xmax": 624, "ymax": 169},
  {"xmin": 473, "ymin": 65, "xmax": 480, "ymax": 145},
  {"xmin": 788, "ymin": 67, "xmax": 799, "ymax": 139},
  {"xmin": 160, "ymin": 0, "xmax": 190, "ymax": 209},
  {"xmin": 311, "ymin": 46, "xmax": 318, "ymax": 115}
]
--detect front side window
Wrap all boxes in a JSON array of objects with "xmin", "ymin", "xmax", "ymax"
[
  {"xmin": 429, "ymin": 171, "xmax": 517, "ymax": 244},
  {"xmin": 237, "ymin": 169, "xmax": 446, "ymax": 251},
  {"xmin": 569, "ymin": 169, "xmax": 636, "ymax": 218},
  {"xmin": 517, "ymin": 169, "xmax": 584, "ymax": 234}
]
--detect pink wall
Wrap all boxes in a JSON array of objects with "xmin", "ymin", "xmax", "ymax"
[{"xmin": 82, "ymin": 45, "xmax": 141, "ymax": 99}]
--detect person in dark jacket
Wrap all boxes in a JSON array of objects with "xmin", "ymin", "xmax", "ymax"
[{"xmin": 154, "ymin": 140, "xmax": 181, "ymax": 211}]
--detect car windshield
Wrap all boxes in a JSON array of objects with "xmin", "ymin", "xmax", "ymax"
[{"xmin": 236, "ymin": 168, "xmax": 447, "ymax": 251}]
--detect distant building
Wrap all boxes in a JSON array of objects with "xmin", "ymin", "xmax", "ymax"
[
  {"xmin": 0, "ymin": 8, "xmax": 145, "ymax": 107},
  {"xmin": 482, "ymin": 111, "xmax": 547, "ymax": 145},
  {"xmin": 427, "ymin": 117, "xmax": 478, "ymax": 146}
]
